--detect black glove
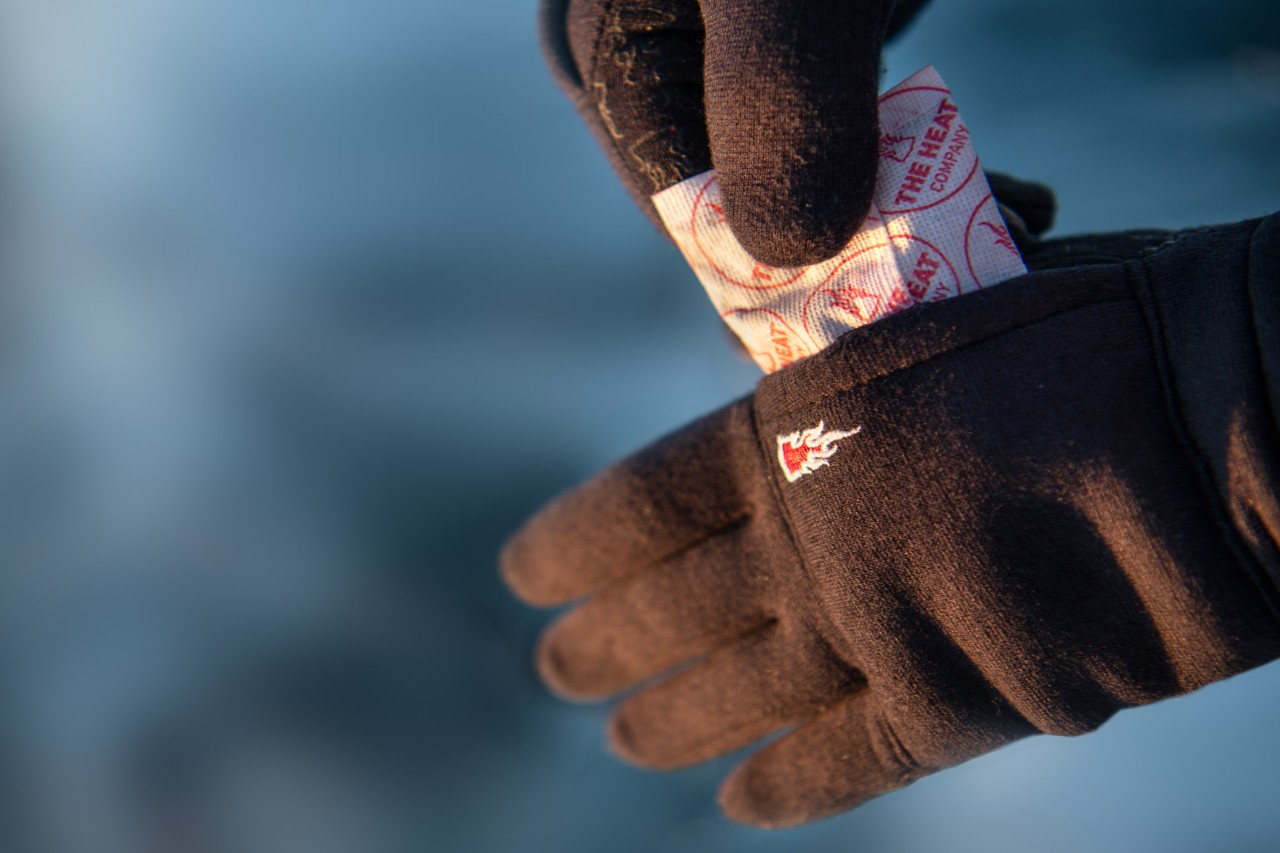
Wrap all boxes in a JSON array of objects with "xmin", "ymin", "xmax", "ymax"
[
  {"xmin": 503, "ymin": 214, "xmax": 1280, "ymax": 826},
  {"xmin": 539, "ymin": 0, "xmax": 933, "ymax": 267}
]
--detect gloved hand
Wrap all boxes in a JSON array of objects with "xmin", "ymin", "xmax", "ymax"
[
  {"xmin": 503, "ymin": 215, "xmax": 1280, "ymax": 826},
  {"xmin": 539, "ymin": 0, "xmax": 933, "ymax": 267}
]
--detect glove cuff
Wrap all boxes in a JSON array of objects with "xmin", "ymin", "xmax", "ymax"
[{"xmin": 1132, "ymin": 212, "xmax": 1280, "ymax": 623}]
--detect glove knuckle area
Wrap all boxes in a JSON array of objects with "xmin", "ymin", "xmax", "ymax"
[
  {"xmin": 961, "ymin": 473, "xmax": 1245, "ymax": 736},
  {"xmin": 887, "ymin": 479, "xmax": 1184, "ymax": 737}
]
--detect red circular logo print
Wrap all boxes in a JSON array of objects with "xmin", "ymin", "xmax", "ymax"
[
  {"xmin": 876, "ymin": 87, "xmax": 979, "ymax": 215},
  {"xmin": 803, "ymin": 235, "xmax": 959, "ymax": 338},
  {"xmin": 691, "ymin": 176, "xmax": 807, "ymax": 291},
  {"xmin": 722, "ymin": 307, "xmax": 813, "ymax": 373},
  {"xmin": 964, "ymin": 193, "xmax": 1024, "ymax": 287}
]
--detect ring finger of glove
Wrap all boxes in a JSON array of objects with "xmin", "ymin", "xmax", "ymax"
[
  {"xmin": 607, "ymin": 619, "xmax": 862, "ymax": 770},
  {"xmin": 537, "ymin": 519, "xmax": 774, "ymax": 700}
]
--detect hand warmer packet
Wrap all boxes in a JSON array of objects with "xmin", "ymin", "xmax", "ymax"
[{"xmin": 653, "ymin": 66, "xmax": 1027, "ymax": 373}]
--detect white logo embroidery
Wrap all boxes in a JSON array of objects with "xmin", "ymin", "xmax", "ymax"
[{"xmin": 776, "ymin": 421, "xmax": 862, "ymax": 483}]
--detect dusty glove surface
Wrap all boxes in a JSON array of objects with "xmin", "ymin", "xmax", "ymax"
[
  {"xmin": 540, "ymin": 0, "xmax": 933, "ymax": 267},
  {"xmin": 503, "ymin": 217, "xmax": 1280, "ymax": 827}
]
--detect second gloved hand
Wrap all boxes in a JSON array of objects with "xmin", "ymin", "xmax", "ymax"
[
  {"xmin": 503, "ymin": 217, "xmax": 1280, "ymax": 827},
  {"xmin": 540, "ymin": 0, "xmax": 932, "ymax": 267}
]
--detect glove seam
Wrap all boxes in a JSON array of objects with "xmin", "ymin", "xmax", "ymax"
[
  {"xmin": 596, "ymin": 509, "xmax": 754, "ymax": 601},
  {"xmin": 1125, "ymin": 252, "xmax": 1280, "ymax": 628},
  {"xmin": 874, "ymin": 709, "xmax": 919, "ymax": 780}
]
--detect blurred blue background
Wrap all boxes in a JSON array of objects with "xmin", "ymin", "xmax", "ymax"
[{"xmin": 0, "ymin": 1, "xmax": 1277, "ymax": 851}]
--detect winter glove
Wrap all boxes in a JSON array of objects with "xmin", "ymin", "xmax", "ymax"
[
  {"xmin": 539, "ymin": 0, "xmax": 935, "ymax": 267},
  {"xmin": 502, "ymin": 214, "xmax": 1280, "ymax": 827}
]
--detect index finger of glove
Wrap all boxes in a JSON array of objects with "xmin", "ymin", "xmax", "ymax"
[
  {"xmin": 702, "ymin": 0, "xmax": 892, "ymax": 267},
  {"xmin": 501, "ymin": 400, "xmax": 756, "ymax": 607},
  {"xmin": 536, "ymin": 518, "xmax": 771, "ymax": 700}
]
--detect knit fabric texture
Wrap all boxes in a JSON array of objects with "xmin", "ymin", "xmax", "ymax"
[
  {"xmin": 503, "ymin": 213, "xmax": 1280, "ymax": 827},
  {"xmin": 540, "ymin": 0, "xmax": 929, "ymax": 266}
]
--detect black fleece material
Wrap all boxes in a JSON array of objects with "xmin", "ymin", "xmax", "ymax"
[
  {"xmin": 503, "ymin": 214, "xmax": 1280, "ymax": 827},
  {"xmin": 539, "ymin": 0, "xmax": 934, "ymax": 267}
]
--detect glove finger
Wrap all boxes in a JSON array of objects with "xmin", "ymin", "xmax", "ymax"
[
  {"xmin": 536, "ymin": 520, "xmax": 772, "ymax": 700},
  {"xmin": 560, "ymin": 0, "xmax": 711, "ymax": 231},
  {"xmin": 607, "ymin": 621, "xmax": 859, "ymax": 770},
  {"xmin": 701, "ymin": 0, "xmax": 892, "ymax": 267},
  {"xmin": 717, "ymin": 690, "xmax": 916, "ymax": 828},
  {"xmin": 501, "ymin": 399, "xmax": 756, "ymax": 607},
  {"xmin": 986, "ymin": 171, "xmax": 1057, "ymax": 237}
]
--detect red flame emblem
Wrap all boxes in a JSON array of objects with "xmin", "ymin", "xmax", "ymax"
[{"xmin": 776, "ymin": 421, "xmax": 862, "ymax": 482}]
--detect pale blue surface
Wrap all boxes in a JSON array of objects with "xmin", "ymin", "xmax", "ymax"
[{"xmin": 0, "ymin": 1, "xmax": 1277, "ymax": 850}]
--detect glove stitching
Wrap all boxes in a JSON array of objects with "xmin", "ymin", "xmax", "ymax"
[
  {"xmin": 873, "ymin": 708, "xmax": 918, "ymax": 781},
  {"xmin": 585, "ymin": 0, "xmax": 636, "ymax": 182},
  {"xmin": 1137, "ymin": 225, "xmax": 1219, "ymax": 259},
  {"xmin": 1125, "ymin": 254, "xmax": 1280, "ymax": 629}
]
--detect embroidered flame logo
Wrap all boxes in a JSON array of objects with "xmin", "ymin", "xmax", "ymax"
[{"xmin": 776, "ymin": 421, "xmax": 862, "ymax": 483}]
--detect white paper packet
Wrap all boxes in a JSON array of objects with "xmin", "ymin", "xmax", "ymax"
[{"xmin": 653, "ymin": 66, "xmax": 1028, "ymax": 373}]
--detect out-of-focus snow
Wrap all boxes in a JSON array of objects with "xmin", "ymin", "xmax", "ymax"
[{"xmin": 0, "ymin": 1, "xmax": 1276, "ymax": 851}]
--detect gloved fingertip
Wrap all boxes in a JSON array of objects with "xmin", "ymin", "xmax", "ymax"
[
  {"xmin": 537, "ymin": 613, "xmax": 635, "ymax": 703},
  {"xmin": 606, "ymin": 707, "xmax": 683, "ymax": 771},
  {"xmin": 720, "ymin": 165, "xmax": 877, "ymax": 269},
  {"xmin": 605, "ymin": 708, "xmax": 649, "ymax": 767},
  {"xmin": 701, "ymin": 0, "xmax": 886, "ymax": 268},
  {"xmin": 732, "ymin": 215, "xmax": 863, "ymax": 270},
  {"xmin": 498, "ymin": 535, "xmax": 535, "ymax": 601},
  {"xmin": 534, "ymin": 625, "xmax": 602, "ymax": 702},
  {"xmin": 717, "ymin": 756, "xmax": 803, "ymax": 829},
  {"xmin": 498, "ymin": 532, "xmax": 563, "ymax": 608}
]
